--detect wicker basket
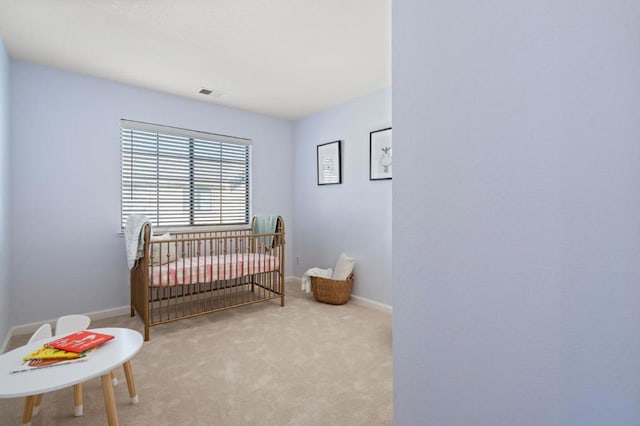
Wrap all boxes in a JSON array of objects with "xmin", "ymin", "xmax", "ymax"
[{"xmin": 311, "ymin": 274, "xmax": 354, "ymax": 305}]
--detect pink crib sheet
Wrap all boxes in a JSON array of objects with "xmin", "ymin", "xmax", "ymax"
[{"xmin": 149, "ymin": 253, "xmax": 279, "ymax": 287}]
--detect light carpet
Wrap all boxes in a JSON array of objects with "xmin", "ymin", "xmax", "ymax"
[{"xmin": 0, "ymin": 279, "xmax": 392, "ymax": 425}]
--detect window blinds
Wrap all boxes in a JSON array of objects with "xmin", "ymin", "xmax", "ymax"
[{"xmin": 121, "ymin": 120, "xmax": 251, "ymax": 228}]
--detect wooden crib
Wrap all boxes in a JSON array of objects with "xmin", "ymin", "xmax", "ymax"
[{"xmin": 130, "ymin": 217, "xmax": 285, "ymax": 340}]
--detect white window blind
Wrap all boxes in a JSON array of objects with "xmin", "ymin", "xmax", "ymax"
[{"xmin": 121, "ymin": 120, "xmax": 251, "ymax": 228}]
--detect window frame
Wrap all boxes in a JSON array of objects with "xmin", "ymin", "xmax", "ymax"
[{"xmin": 120, "ymin": 119, "xmax": 252, "ymax": 230}]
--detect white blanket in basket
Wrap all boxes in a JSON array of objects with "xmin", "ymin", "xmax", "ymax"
[{"xmin": 301, "ymin": 267, "xmax": 333, "ymax": 293}]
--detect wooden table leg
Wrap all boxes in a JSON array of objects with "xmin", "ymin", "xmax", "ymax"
[
  {"xmin": 101, "ymin": 374, "xmax": 119, "ymax": 426},
  {"xmin": 22, "ymin": 395, "xmax": 35, "ymax": 426},
  {"xmin": 123, "ymin": 360, "xmax": 139, "ymax": 403},
  {"xmin": 73, "ymin": 383, "xmax": 83, "ymax": 416},
  {"xmin": 33, "ymin": 394, "xmax": 44, "ymax": 416},
  {"xmin": 111, "ymin": 370, "xmax": 118, "ymax": 386}
]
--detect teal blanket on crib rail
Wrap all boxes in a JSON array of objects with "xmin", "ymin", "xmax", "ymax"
[{"xmin": 252, "ymin": 215, "xmax": 278, "ymax": 247}]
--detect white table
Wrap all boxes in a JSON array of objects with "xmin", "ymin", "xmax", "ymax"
[{"xmin": 0, "ymin": 327, "xmax": 143, "ymax": 426}]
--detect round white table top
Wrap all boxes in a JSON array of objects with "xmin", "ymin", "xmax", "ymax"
[{"xmin": 0, "ymin": 327, "xmax": 143, "ymax": 398}]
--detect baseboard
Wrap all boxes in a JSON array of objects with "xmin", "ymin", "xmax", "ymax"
[
  {"xmin": 349, "ymin": 294, "xmax": 392, "ymax": 314},
  {"xmin": 85, "ymin": 305, "xmax": 132, "ymax": 322},
  {"xmin": 290, "ymin": 275, "xmax": 392, "ymax": 314},
  {"xmin": 2, "ymin": 277, "xmax": 390, "ymax": 351},
  {"xmin": 7, "ymin": 278, "xmax": 299, "ymax": 345},
  {"xmin": 5, "ymin": 305, "xmax": 131, "ymax": 343}
]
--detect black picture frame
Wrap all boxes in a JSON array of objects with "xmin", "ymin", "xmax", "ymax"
[
  {"xmin": 317, "ymin": 140, "xmax": 342, "ymax": 185},
  {"xmin": 370, "ymin": 127, "xmax": 392, "ymax": 180}
]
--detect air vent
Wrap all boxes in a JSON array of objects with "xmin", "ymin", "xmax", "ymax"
[{"xmin": 198, "ymin": 87, "xmax": 223, "ymax": 97}]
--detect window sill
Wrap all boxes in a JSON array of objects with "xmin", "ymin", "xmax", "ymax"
[{"xmin": 117, "ymin": 223, "xmax": 251, "ymax": 237}]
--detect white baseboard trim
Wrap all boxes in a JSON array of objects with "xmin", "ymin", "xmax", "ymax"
[
  {"xmin": 2, "ymin": 278, "xmax": 390, "ymax": 351},
  {"xmin": 289, "ymin": 275, "xmax": 392, "ymax": 314},
  {"xmin": 350, "ymin": 295, "xmax": 392, "ymax": 314},
  {"xmin": 86, "ymin": 305, "xmax": 132, "ymax": 322},
  {"xmin": 5, "ymin": 305, "xmax": 131, "ymax": 345},
  {"xmin": 9, "ymin": 321, "xmax": 54, "ymax": 341},
  {"xmin": 6, "ymin": 277, "xmax": 299, "ymax": 347}
]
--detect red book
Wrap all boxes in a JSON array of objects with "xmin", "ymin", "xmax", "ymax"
[{"xmin": 45, "ymin": 330, "xmax": 114, "ymax": 353}]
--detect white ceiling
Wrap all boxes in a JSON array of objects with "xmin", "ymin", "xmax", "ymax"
[{"xmin": 0, "ymin": 0, "xmax": 391, "ymax": 120}]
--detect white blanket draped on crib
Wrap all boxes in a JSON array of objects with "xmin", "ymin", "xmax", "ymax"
[{"xmin": 124, "ymin": 215, "xmax": 151, "ymax": 269}]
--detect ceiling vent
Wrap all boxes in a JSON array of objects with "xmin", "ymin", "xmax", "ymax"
[{"xmin": 198, "ymin": 87, "xmax": 222, "ymax": 97}]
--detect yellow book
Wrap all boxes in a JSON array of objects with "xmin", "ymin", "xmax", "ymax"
[{"xmin": 22, "ymin": 346, "xmax": 86, "ymax": 361}]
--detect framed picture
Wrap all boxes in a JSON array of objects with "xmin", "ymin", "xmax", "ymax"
[
  {"xmin": 370, "ymin": 127, "xmax": 392, "ymax": 180},
  {"xmin": 317, "ymin": 140, "xmax": 342, "ymax": 185}
]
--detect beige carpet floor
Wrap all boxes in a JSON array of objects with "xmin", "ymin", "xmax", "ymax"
[{"xmin": 0, "ymin": 279, "xmax": 392, "ymax": 425}]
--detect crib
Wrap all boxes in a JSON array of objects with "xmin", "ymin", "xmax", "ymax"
[{"xmin": 130, "ymin": 217, "xmax": 285, "ymax": 341}]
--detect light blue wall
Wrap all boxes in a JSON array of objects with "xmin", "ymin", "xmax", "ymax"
[
  {"xmin": 9, "ymin": 60, "xmax": 294, "ymax": 326},
  {"xmin": 0, "ymin": 38, "xmax": 10, "ymax": 344},
  {"xmin": 393, "ymin": 0, "xmax": 640, "ymax": 425},
  {"xmin": 293, "ymin": 88, "xmax": 391, "ymax": 305}
]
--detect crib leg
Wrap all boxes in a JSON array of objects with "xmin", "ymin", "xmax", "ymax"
[{"xmin": 281, "ymin": 295, "xmax": 285, "ymax": 307}]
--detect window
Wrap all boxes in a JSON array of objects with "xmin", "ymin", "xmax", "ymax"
[{"xmin": 121, "ymin": 120, "xmax": 250, "ymax": 229}]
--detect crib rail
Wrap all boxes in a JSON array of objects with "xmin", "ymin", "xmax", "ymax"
[{"xmin": 130, "ymin": 217, "xmax": 285, "ymax": 341}]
